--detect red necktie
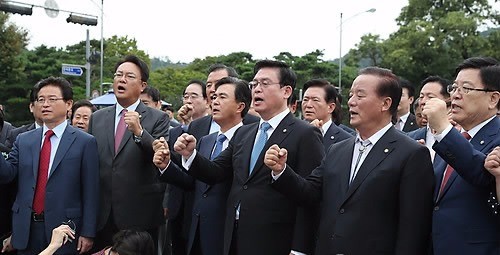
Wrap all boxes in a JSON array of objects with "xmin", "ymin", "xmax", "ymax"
[
  {"xmin": 33, "ymin": 130, "xmax": 54, "ymax": 214},
  {"xmin": 438, "ymin": 132, "xmax": 471, "ymax": 196},
  {"xmin": 115, "ymin": 109, "xmax": 128, "ymax": 153}
]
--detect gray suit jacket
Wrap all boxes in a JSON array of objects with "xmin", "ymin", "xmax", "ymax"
[{"xmin": 88, "ymin": 102, "xmax": 170, "ymax": 230}]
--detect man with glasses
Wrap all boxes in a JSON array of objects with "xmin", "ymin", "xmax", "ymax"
[
  {"xmin": 173, "ymin": 60, "xmax": 324, "ymax": 255},
  {"xmin": 88, "ymin": 55, "xmax": 170, "ymax": 253},
  {"xmin": 0, "ymin": 77, "xmax": 99, "ymax": 254},
  {"xmin": 423, "ymin": 57, "xmax": 500, "ymax": 254}
]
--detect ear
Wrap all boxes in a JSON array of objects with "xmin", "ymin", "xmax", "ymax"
[
  {"xmin": 327, "ymin": 102, "xmax": 336, "ymax": 114},
  {"xmin": 282, "ymin": 85, "xmax": 292, "ymax": 99},
  {"xmin": 489, "ymin": 91, "xmax": 500, "ymax": 110},
  {"xmin": 408, "ymin": 96, "xmax": 414, "ymax": 104},
  {"xmin": 141, "ymin": 81, "xmax": 147, "ymax": 91},
  {"xmin": 236, "ymin": 102, "xmax": 245, "ymax": 114},
  {"xmin": 381, "ymin": 97, "xmax": 392, "ymax": 112}
]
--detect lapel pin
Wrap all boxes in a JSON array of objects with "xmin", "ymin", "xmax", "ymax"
[
  {"xmin": 283, "ymin": 128, "xmax": 287, "ymax": 133},
  {"xmin": 480, "ymin": 140, "xmax": 484, "ymax": 145},
  {"xmin": 330, "ymin": 136, "xmax": 334, "ymax": 140},
  {"xmin": 384, "ymin": 148, "xmax": 389, "ymax": 153},
  {"xmin": 139, "ymin": 114, "xmax": 142, "ymax": 118},
  {"xmin": 410, "ymin": 122, "xmax": 414, "ymax": 125}
]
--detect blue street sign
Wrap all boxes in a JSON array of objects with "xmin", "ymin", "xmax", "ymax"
[{"xmin": 61, "ymin": 65, "xmax": 83, "ymax": 76}]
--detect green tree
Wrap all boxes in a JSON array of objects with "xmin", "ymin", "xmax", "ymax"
[{"xmin": 0, "ymin": 13, "xmax": 29, "ymax": 125}]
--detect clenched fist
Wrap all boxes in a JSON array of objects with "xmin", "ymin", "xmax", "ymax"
[
  {"xmin": 153, "ymin": 137, "xmax": 170, "ymax": 169},
  {"xmin": 264, "ymin": 144, "xmax": 288, "ymax": 175},
  {"xmin": 174, "ymin": 133, "xmax": 197, "ymax": 159}
]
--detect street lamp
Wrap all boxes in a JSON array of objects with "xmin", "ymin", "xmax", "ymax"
[{"xmin": 338, "ymin": 8, "xmax": 376, "ymax": 93}]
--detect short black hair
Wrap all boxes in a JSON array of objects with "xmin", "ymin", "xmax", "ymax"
[
  {"xmin": 420, "ymin": 75, "xmax": 451, "ymax": 99},
  {"xmin": 253, "ymin": 60, "xmax": 297, "ymax": 90},
  {"xmin": 111, "ymin": 230, "xmax": 154, "ymax": 255},
  {"xmin": 208, "ymin": 63, "xmax": 239, "ymax": 78},
  {"xmin": 183, "ymin": 79, "xmax": 207, "ymax": 99},
  {"xmin": 71, "ymin": 99, "xmax": 96, "ymax": 121},
  {"xmin": 36, "ymin": 76, "xmax": 73, "ymax": 101},
  {"xmin": 456, "ymin": 57, "xmax": 500, "ymax": 92},
  {"xmin": 114, "ymin": 55, "xmax": 150, "ymax": 82},
  {"xmin": 141, "ymin": 86, "xmax": 161, "ymax": 103},
  {"xmin": 214, "ymin": 77, "xmax": 251, "ymax": 118},
  {"xmin": 303, "ymin": 78, "xmax": 338, "ymax": 104},
  {"xmin": 399, "ymin": 78, "xmax": 415, "ymax": 98}
]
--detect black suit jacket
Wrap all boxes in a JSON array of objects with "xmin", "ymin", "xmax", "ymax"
[
  {"xmin": 273, "ymin": 127, "xmax": 434, "ymax": 255},
  {"xmin": 402, "ymin": 113, "xmax": 418, "ymax": 132},
  {"xmin": 5, "ymin": 123, "xmax": 36, "ymax": 150},
  {"xmin": 88, "ymin": 102, "xmax": 170, "ymax": 230},
  {"xmin": 188, "ymin": 113, "xmax": 324, "ymax": 255},
  {"xmin": 322, "ymin": 122, "xmax": 353, "ymax": 151}
]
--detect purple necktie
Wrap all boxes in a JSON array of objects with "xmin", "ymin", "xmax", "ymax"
[{"xmin": 115, "ymin": 109, "xmax": 128, "ymax": 153}]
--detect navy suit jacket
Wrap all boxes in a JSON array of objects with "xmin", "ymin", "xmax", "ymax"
[
  {"xmin": 0, "ymin": 125, "xmax": 99, "ymax": 253},
  {"xmin": 322, "ymin": 123, "xmax": 353, "ymax": 151},
  {"xmin": 188, "ymin": 112, "xmax": 325, "ymax": 255},
  {"xmin": 162, "ymin": 132, "xmax": 231, "ymax": 255},
  {"xmin": 431, "ymin": 117, "xmax": 500, "ymax": 254},
  {"xmin": 407, "ymin": 126, "xmax": 426, "ymax": 140},
  {"xmin": 272, "ymin": 127, "xmax": 434, "ymax": 255}
]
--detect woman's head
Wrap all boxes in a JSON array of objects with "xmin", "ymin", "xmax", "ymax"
[{"xmin": 110, "ymin": 230, "xmax": 154, "ymax": 255}]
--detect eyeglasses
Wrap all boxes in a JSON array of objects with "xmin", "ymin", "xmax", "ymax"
[
  {"xmin": 447, "ymin": 84, "xmax": 497, "ymax": 94},
  {"xmin": 248, "ymin": 80, "xmax": 281, "ymax": 89},
  {"xmin": 61, "ymin": 220, "xmax": 76, "ymax": 242},
  {"xmin": 36, "ymin": 97, "xmax": 64, "ymax": 104},
  {"xmin": 114, "ymin": 72, "xmax": 139, "ymax": 81}
]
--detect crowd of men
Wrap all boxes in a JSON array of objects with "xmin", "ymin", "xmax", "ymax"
[{"xmin": 0, "ymin": 55, "xmax": 499, "ymax": 255}]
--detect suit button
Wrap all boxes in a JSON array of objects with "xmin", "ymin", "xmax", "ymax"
[
  {"xmin": 339, "ymin": 208, "xmax": 345, "ymax": 214},
  {"xmin": 243, "ymin": 185, "xmax": 248, "ymax": 190},
  {"xmin": 202, "ymin": 194, "xmax": 207, "ymax": 198},
  {"xmin": 434, "ymin": 206, "xmax": 439, "ymax": 211}
]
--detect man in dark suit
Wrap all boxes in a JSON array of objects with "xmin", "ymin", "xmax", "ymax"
[
  {"xmin": 395, "ymin": 78, "xmax": 418, "ymax": 132},
  {"xmin": 88, "ymin": 55, "xmax": 170, "ymax": 252},
  {"xmin": 172, "ymin": 60, "xmax": 325, "ymax": 255},
  {"xmin": 408, "ymin": 75, "xmax": 451, "ymax": 162},
  {"xmin": 423, "ymin": 57, "xmax": 500, "ymax": 254},
  {"xmin": 155, "ymin": 77, "xmax": 252, "ymax": 255},
  {"xmin": 0, "ymin": 77, "xmax": 100, "ymax": 254},
  {"xmin": 301, "ymin": 78, "xmax": 352, "ymax": 150},
  {"xmin": 265, "ymin": 67, "xmax": 434, "ymax": 255}
]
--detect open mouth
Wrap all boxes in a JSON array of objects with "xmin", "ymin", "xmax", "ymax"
[{"xmin": 116, "ymin": 85, "xmax": 126, "ymax": 92}]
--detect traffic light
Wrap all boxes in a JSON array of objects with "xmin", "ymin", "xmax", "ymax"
[
  {"xmin": 0, "ymin": 1, "xmax": 33, "ymax": 16},
  {"xmin": 66, "ymin": 13, "xmax": 97, "ymax": 26}
]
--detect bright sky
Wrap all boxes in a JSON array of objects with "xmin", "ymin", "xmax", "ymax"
[{"xmin": 8, "ymin": 0, "xmax": 409, "ymax": 63}]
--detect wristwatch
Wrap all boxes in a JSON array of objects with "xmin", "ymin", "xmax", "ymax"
[{"xmin": 133, "ymin": 130, "xmax": 143, "ymax": 143}]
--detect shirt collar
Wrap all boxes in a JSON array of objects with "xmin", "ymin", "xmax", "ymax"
[
  {"xmin": 399, "ymin": 112, "xmax": 410, "ymax": 123},
  {"xmin": 219, "ymin": 122, "xmax": 243, "ymax": 141},
  {"xmin": 464, "ymin": 115, "xmax": 496, "ymax": 139},
  {"xmin": 116, "ymin": 99, "xmax": 141, "ymax": 118},
  {"xmin": 260, "ymin": 108, "xmax": 290, "ymax": 130},
  {"xmin": 356, "ymin": 122, "xmax": 392, "ymax": 146},
  {"xmin": 321, "ymin": 119, "xmax": 333, "ymax": 136},
  {"xmin": 42, "ymin": 120, "xmax": 67, "ymax": 138}
]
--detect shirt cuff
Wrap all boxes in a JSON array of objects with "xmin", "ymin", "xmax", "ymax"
[
  {"xmin": 271, "ymin": 165, "xmax": 287, "ymax": 180},
  {"xmin": 433, "ymin": 124, "xmax": 453, "ymax": 142},
  {"xmin": 158, "ymin": 160, "xmax": 171, "ymax": 175},
  {"xmin": 181, "ymin": 149, "xmax": 197, "ymax": 170}
]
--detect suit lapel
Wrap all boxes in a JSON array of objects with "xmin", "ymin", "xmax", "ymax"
[
  {"xmin": 199, "ymin": 133, "xmax": 217, "ymax": 192},
  {"xmin": 247, "ymin": 113, "xmax": 295, "ymax": 181},
  {"xmin": 341, "ymin": 128, "xmax": 397, "ymax": 205},
  {"xmin": 339, "ymin": 138, "xmax": 356, "ymax": 194},
  {"xmin": 31, "ymin": 128, "xmax": 43, "ymax": 185},
  {"xmin": 49, "ymin": 125, "xmax": 76, "ymax": 178},
  {"xmin": 107, "ymin": 106, "xmax": 117, "ymax": 157}
]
